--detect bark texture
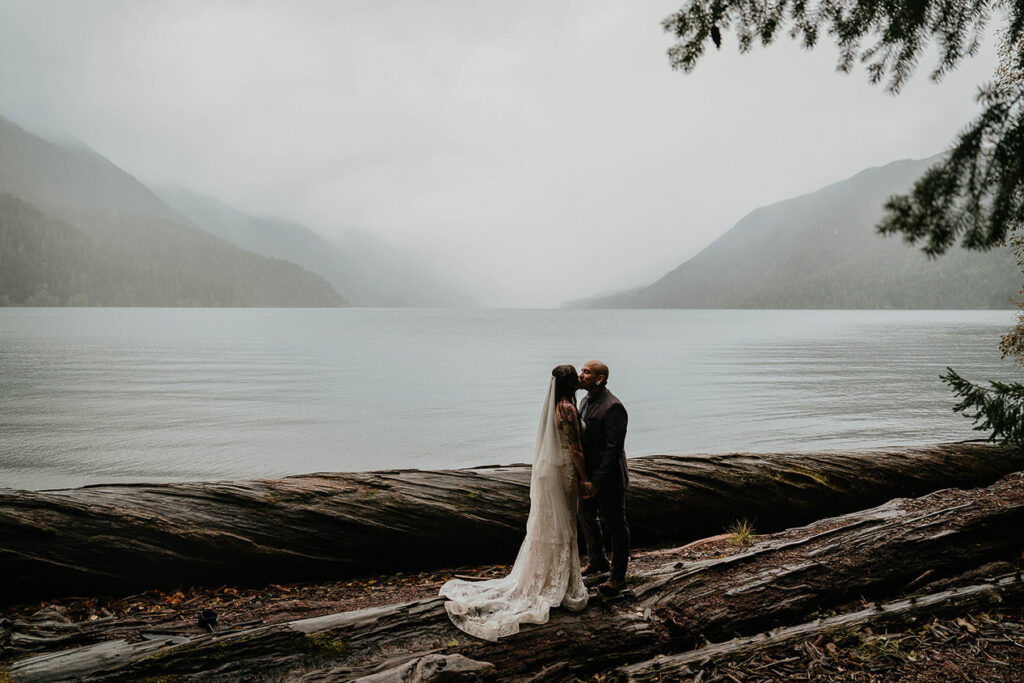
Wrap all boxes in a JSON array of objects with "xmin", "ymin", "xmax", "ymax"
[
  {"xmin": 9, "ymin": 469, "xmax": 1024, "ymax": 682},
  {"xmin": 611, "ymin": 573, "xmax": 1024, "ymax": 681},
  {"xmin": 1, "ymin": 443, "xmax": 1021, "ymax": 603}
]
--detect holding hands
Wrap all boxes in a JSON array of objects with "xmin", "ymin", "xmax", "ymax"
[{"xmin": 580, "ymin": 480, "xmax": 596, "ymax": 499}]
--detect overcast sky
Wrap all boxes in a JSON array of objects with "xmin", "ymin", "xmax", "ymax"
[{"xmin": 0, "ymin": 0, "xmax": 1004, "ymax": 306}]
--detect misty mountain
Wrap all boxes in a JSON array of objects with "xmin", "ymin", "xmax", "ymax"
[
  {"xmin": 576, "ymin": 157, "xmax": 1020, "ymax": 309},
  {"xmin": 0, "ymin": 193, "xmax": 343, "ymax": 306},
  {"xmin": 0, "ymin": 116, "xmax": 180, "ymax": 224},
  {"xmin": 0, "ymin": 116, "xmax": 345, "ymax": 306},
  {"xmin": 153, "ymin": 185, "xmax": 478, "ymax": 307}
]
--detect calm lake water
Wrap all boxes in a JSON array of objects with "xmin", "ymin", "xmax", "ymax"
[{"xmin": 0, "ymin": 308, "xmax": 1019, "ymax": 490}]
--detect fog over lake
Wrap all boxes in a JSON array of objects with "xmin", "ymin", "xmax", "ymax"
[
  {"xmin": 0, "ymin": 1, "xmax": 1001, "ymax": 306},
  {"xmin": 0, "ymin": 308, "xmax": 1014, "ymax": 491}
]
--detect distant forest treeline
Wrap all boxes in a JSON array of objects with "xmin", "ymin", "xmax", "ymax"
[{"xmin": 0, "ymin": 194, "xmax": 344, "ymax": 306}]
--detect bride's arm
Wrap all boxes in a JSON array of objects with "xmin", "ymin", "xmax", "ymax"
[{"xmin": 556, "ymin": 401, "xmax": 589, "ymax": 485}]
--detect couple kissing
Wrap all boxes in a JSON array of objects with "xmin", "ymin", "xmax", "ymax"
[{"xmin": 440, "ymin": 361, "xmax": 629, "ymax": 642}]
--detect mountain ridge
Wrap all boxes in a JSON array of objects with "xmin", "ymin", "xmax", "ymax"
[
  {"xmin": 0, "ymin": 116, "xmax": 182, "ymax": 225},
  {"xmin": 572, "ymin": 156, "xmax": 1020, "ymax": 309},
  {"xmin": 153, "ymin": 184, "xmax": 478, "ymax": 307},
  {"xmin": 0, "ymin": 116, "xmax": 346, "ymax": 307}
]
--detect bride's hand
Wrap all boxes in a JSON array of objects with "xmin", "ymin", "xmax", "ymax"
[{"xmin": 580, "ymin": 481, "xmax": 595, "ymax": 499}]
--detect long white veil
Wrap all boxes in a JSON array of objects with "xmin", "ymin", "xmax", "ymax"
[{"xmin": 439, "ymin": 377, "xmax": 587, "ymax": 641}]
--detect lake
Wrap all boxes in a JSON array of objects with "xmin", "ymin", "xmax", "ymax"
[{"xmin": 0, "ymin": 308, "xmax": 1018, "ymax": 490}]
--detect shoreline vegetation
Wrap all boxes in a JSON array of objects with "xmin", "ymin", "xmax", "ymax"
[{"xmin": 2, "ymin": 442, "xmax": 1024, "ymax": 681}]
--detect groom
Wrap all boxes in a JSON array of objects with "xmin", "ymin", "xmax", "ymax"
[{"xmin": 577, "ymin": 360, "xmax": 630, "ymax": 595}]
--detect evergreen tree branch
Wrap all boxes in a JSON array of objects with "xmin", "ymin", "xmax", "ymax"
[
  {"xmin": 941, "ymin": 366, "xmax": 1024, "ymax": 445},
  {"xmin": 878, "ymin": 83, "xmax": 1024, "ymax": 254},
  {"xmin": 661, "ymin": 0, "xmax": 1018, "ymax": 93}
]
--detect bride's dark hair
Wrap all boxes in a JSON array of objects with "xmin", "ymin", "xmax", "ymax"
[{"xmin": 552, "ymin": 364, "xmax": 580, "ymax": 408}]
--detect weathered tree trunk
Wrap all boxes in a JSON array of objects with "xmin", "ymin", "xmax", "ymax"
[
  {"xmin": 0, "ymin": 443, "xmax": 1021, "ymax": 604},
  {"xmin": 9, "ymin": 470, "xmax": 1024, "ymax": 682},
  {"xmin": 610, "ymin": 573, "xmax": 1024, "ymax": 681}
]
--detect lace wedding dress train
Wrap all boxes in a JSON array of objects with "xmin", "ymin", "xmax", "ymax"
[{"xmin": 439, "ymin": 378, "xmax": 588, "ymax": 641}]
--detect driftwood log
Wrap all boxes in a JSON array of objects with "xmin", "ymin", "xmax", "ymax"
[
  {"xmin": 9, "ymin": 470, "xmax": 1024, "ymax": 682},
  {"xmin": 1, "ymin": 442, "xmax": 1022, "ymax": 604},
  {"xmin": 610, "ymin": 570, "xmax": 1024, "ymax": 681}
]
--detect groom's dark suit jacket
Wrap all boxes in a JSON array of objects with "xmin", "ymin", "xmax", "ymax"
[{"xmin": 579, "ymin": 386, "xmax": 629, "ymax": 489}]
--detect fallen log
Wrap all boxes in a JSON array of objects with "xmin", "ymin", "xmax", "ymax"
[
  {"xmin": 9, "ymin": 470, "xmax": 1024, "ymax": 682},
  {"xmin": 353, "ymin": 654, "xmax": 497, "ymax": 682},
  {"xmin": 0, "ymin": 608, "xmax": 119, "ymax": 657},
  {"xmin": 1, "ymin": 442, "xmax": 1021, "ymax": 603},
  {"xmin": 611, "ymin": 573, "xmax": 1024, "ymax": 681}
]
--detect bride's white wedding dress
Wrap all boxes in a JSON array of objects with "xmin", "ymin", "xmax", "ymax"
[{"xmin": 439, "ymin": 378, "xmax": 588, "ymax": 641}]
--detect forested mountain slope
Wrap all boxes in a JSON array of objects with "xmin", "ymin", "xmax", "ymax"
[
  {"xmin": 578, "ymin": 157, "xmax": 1020, "ymax": 309},
  {"xmin": 0, "ymin": 117, "xmax": 345, "ymax": 307},
  {"xmin": 0, "ymin": 194, "xmax": 343, "ymax": 306}
]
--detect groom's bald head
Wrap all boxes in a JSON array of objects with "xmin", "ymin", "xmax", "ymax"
[{"xmin": 580, "ymin": 360, "xmax": 609, "ymax": 392}]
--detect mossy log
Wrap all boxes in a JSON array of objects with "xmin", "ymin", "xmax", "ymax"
[
  {"xmin": 1, "ymin": 442, "xmax": 1021, "ymax": 603},
  {"xmin": 9, "ymin": 470, "xmax": 1024, "ymax": 682}
]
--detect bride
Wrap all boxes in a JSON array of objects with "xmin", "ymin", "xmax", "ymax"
[{"xmin": 439, "ymin": 364, "xmax": 591, "ymax": 641}]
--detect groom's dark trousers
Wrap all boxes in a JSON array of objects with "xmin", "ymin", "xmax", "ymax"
[{"xmin": 578, "ymin": 386, "xmax": 630, "ymax": 583}]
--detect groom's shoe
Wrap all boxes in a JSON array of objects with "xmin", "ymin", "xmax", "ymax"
[
  {"xmin": 582, "ymin": 562, "xmax": 609, "ymax": 577},
  {"xmin": 598, "ymin": 578, "xmax": 623, "ymax": 596}
]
